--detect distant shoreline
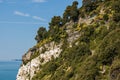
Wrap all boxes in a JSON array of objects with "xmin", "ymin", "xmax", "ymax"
[{"xmin": 12, "ymin": 59, "xmax": 22, "ymax": 61}]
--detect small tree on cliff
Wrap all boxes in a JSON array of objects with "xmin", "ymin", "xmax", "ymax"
[
  {"xmin": 63, "ymin": 1, "xmax": 79, "ymax": 23},
  {"xmin": 49, "ymin": 16, "xmax": 63, "ymax": 28},
  {"xmin": 70, "ymin": 1, "xmax": 79, "ymax": 22},
  {"xmin": 35, "ymin": 27, "xmax": 47, "ymax": 43}
]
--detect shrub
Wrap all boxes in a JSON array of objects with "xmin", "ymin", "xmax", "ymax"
[
  {"xmin": 112, "ymin": 0, "xmax": 120, "ymax": 22},
  {"xmin": 112, "ymin": 0, "xmax": 120, "ymax": 13},
  {"xmin": 72, "ymin": 23, "xmax": 77, "ymax": 28},
  {"xmin": 35, "ymin": 27, "xmax": 48, "ymax": 43},
  {"xmin": 63, "ymin": 1, "xmax": 79, "ymax": 22},
  {"xmin": 76, "ymin": 58, "xmax": 99, "ymax": 80},
  {"xmin": 84, "ymin": 2, "xmax": 98, "ymax": 13},
  {"xmin": 98, "ymin": 30, "xmax": 120, "ymax": 65},
  {"xmin": 103, "ymin": 14, "xmax": 109, "ymax": 21},
  {"xmin": 49, "ymin": 16, "xmax": 63, "ymax": 27},
  {"xmin": 113, "ymin": 13, "xmax": 120, "ymax": 22},
  {"xmin": 80, "ymin": 25, "xmax": 95, "ymax": 43}
]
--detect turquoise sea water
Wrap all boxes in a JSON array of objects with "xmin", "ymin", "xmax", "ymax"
[{"xmin": 0, "ymin": 61, "xmax": 21, "ymax": 80}]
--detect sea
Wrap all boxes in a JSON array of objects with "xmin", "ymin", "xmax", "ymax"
[{"xmin": 0, "ymin": 61, "xmax": 21, "ymax": 80}]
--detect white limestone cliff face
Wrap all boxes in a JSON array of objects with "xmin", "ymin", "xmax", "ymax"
[
  {"xmin": 16, "ymin": 42, "xmax": 62, "ymax": 80},
  {"xmin": 16, "ymin": 19, "xmax": 86, "ymax": 80}
]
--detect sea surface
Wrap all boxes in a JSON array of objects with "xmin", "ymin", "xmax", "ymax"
[{"xmin": 0, "ymin": 61, "xmax": 21, "ymax": 80}]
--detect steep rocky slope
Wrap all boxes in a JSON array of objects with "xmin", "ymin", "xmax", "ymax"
[{"xmin": 17, "ymin": 0, "xmax": 120, "ymax": 80}]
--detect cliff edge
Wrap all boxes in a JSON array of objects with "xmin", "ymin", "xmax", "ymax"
[{"xmin": 17, "ymin": 0, "xmax": 120, "ymax": 80}]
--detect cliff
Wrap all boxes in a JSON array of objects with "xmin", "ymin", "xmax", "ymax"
[{"xmin": 17, "ymin": 0, "xmax": 120, "ymax": 80}]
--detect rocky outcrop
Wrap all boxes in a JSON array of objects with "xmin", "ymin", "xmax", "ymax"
[
  {"xmin": 65, "ymin": 21, "xmax": 81, "ymax": 47},
  {"xmin": 16, "ymin": 0, "xmax": 120, "ymax": 80},
  {"xmin": 16, "ymin": 42, "xmax": 62, "ymax": 80},
  {"xmin": 22, "ymin": 47, "xmax": 36, "ymax": 65},
  {"xmin": 16, "ymin": 20, "xmax": 82, "ymax": 80}
]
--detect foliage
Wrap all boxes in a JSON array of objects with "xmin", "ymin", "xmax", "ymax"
[
  {"xmin": 111, "ymin": 58, "xmax": 120, "ymax": 71},
  {"xmin": 63, "ymin": 1, "xmax": 79, "ymax": 22},
  {"xmin": 112, "ymin": 0, "xmax": 120, "ymax": 13},
  {"xmin": 79, "ymin": 24, "xmax": 95, "ymax": 43},
  {"xmin": 49, "ymin": 16, "xmax": 63, "ymax": 28},
  {"xmin": 63, "ymin": 5, "xmax": 71, "ymax": 23},
  {"xmin": 103, "ymin": 14, "xmax": 109, "ymax": 21},
  {"xmin": 113, "ymin": 13, "xmax": 120, "ymax": 22},
  {"xmin": 72, "ymin": 23, "xmax": 77, "ymax": 28},
  {"xmin": 30, "ymin": 51, "xmax": 40, "ymax": 60},
  {"xmin": 35, "ymin": 27, "xmax": 48, "ymax": 43},
  {"xmin": 48, "ymin": 26, "xmax": 67, "ymax": 42},
  {"xmin": 83, "ymin": 0, "xmax": 104, "ymax": 6},
  {"xmin": 112, "ymin": 0, "xmax": 120, "ymax": 22},
  {"xmin": 36, "ymin": 37, "xmax": 52, "ymax": 48},
  {"xmin": 70, "ymin": 1, "xmax": 79, "ymax": 22},
  {"xmin": 76, "ymin": 57, "xmax": 99, "ymax": 80},
  {"xmin": 85, "ymin": 2, "xmax": 98, "ymax": 13},
  {"xmin": 32, "ymin": 60, "xmax": 60, "ymax": 80},
  {"xmin": 97, "ymin": 30, "xmax": 120, "ymax": 65},
  {"xmin": 31, "ymin": 0, "xmax": 120, "ymax": 80}
]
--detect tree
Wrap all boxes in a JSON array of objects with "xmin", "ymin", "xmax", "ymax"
[
  {"xmin": 85, "ymin": 2, "xmax": 98, "ymax": 12},
  {"xmin": 113, "ymin": 13, "xmax": 120, "ymax": 22},
  {"xmin": 49, "ymin": 16, "xmax": 63, "ymax": 28},
  {"xmin": 63, "ymin": 5, "xmax": 72, "ymax": 23},
  {"xmin": 70, "ymin": 1, "xmax": 79, "ymax": 21},
  {"xmin": 82, "ymin": 0, "xmax": 103, "ymax": 6},
  {"xmin": 103, "ymin": 14, "xmax": 109, "ymax": 21},
  {"xmin": 82, "ymin": 0, "xmax": 91, "ymax": 6},
  {"xmin": 35, "ymin": 27, "xmax": 47, "ymax": 43},
  {"xmin": 112, "ymin": 0, "xmax": 120, "ymax": 13},
  {"xmin": 63, "ymin": 1, "xmax": 79, "ymax": 22},
  {"xmin": 112, "ymin": 0, "xmax": 120, "ymax": 22}
]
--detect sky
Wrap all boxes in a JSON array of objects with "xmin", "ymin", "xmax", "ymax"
[{"xmin": 0, "ymin": 0, "xmax": 82, "ymax": 61}]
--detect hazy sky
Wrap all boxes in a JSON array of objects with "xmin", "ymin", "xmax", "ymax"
[{"xmin": 0, "ymin": 0, "xmax": 82, "ymax": 60}]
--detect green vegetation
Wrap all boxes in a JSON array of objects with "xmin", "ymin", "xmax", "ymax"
[
  {"xmin": 112, "ymin": 0, "xmax": 120, "ymax": 22},
  {"xmin": 22, "ymin": 0, "xmax": 120, "ymax": 80},
  {"xmin": 49, "ymin": 16, "xmax": 63, "ymax": 27},
  {"xmin": 63, "ymin": 1, "xmax": 79, "ymax": 23},
  {"xmin": 35, "ymin": 27, "xmax": 48, "ymax": 43}
]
